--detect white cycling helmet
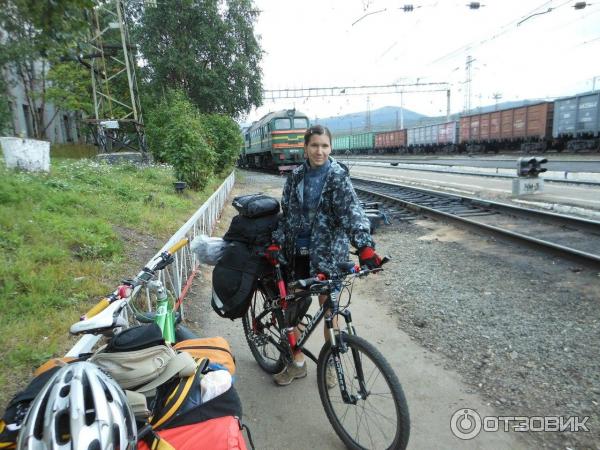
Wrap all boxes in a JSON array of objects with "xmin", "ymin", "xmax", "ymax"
[{"xmin": 17, "ymin": 361, "xmax": 137, "ymax": 450}]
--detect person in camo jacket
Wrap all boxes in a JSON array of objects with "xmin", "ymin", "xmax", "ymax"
[{"xmin": 268, "ymin": 124, "xmax": 383, "ymax": 387}]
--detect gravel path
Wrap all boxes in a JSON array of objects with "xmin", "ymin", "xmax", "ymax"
[
  {"xmin": 372, "ymin": 212, "xmax": 600, "ymax": 450},
  {"xmin": 235, "ymin": 170, "xmax": 600, "ymax": 449}
]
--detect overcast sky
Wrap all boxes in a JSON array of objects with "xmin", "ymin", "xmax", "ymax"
[{"xmin": 245, "ymin": 0, "xmax": 600, "ymax": 123}]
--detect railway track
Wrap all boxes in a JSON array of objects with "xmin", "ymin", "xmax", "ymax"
[{"xmin": 352, "ymin": 176, "xmax": 600, "ymax": 269}]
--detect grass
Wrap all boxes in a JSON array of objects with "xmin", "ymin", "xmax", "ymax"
[
  {"xmin": 50, "ymin": 143, "xmax": 98, "ymax": 159},
  {"xmin": 0, "ymin": 157, "xmax": 231, "ymax": 408}
]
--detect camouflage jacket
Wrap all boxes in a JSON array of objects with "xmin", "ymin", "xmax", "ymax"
[{"xmin": 272, "ymin": 157, "xmax": 374, "ymax": 278}]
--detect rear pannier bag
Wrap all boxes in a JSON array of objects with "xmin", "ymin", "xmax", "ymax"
[
  {"xmin": 212, "ymin": 195, "xmax": 279, "ymax": 320},
  {"xmin": 222, "ymin": 213, "xmax": 279, "ymax": 247},
  {"xmin": 137, "ymin": 416, "xmax": 248, "ymax": 450},
  {"xmin": 211, "ymin": 242, "xmax": 265, "ymax": 320},
  {"xmin": 232, "ymin": 193, "xmax": 280, "ymax": 218}
]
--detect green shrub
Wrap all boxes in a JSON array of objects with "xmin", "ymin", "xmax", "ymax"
[
  {"xmin": 200, "ymin": 114, "xmax": 242, "ymax": 174},
  {"xmin": 146, "ymin": 90, "xmax": 216, "ymax": 190},
  {"xmin": 146, "ymin": 90, "xmax": 243, "ymax": 188}
]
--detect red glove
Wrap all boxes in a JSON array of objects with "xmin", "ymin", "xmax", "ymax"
[
  {"xmin": 265, "ymin": 244, "xmax": 281, "ymax": 266},
  {"xmin": 359, "ymin": 247, "xmax": 382, "ymax": 270}
]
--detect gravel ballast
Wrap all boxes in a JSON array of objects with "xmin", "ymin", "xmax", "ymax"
[{"xmin": 241, "ymin": 171, "xmax": 599, "ymax": 449}]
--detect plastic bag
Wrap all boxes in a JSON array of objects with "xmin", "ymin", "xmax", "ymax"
[
  {"xmin": 200, "ymin": 370, "xmax": 232, "ymax": 402},
  {"xmin": 190, "ymin": 235, "xmax": 227, "ymax": 266}
]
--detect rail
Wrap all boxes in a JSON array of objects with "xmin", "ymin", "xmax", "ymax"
[
  {"xmin": 67, "ymin": 171, "xmax": 236, "ymax": 356},
  {"xmin": 352, "ymin": 176, "xmax": 600, "ymax": 269}
]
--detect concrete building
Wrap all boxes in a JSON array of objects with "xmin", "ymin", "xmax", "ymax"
[{"xmin": 2, "ymin": 66, "xmax": 82, "ymax": 144}]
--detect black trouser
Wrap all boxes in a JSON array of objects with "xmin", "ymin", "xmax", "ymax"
[{"xmin": 285, "ymin": 254, "xmax": 312, "ymax": 326}]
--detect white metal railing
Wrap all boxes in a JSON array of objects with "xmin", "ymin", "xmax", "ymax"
[{"xmin": 67, "ymin": 171, "xmax": 235, "ymax": 356}]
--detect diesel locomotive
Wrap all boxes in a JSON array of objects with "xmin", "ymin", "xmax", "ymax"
[{"xmin": 239, "ymin": 109, "xmax": 310, "ymax": 171}]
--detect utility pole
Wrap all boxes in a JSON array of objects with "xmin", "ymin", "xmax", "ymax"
[
  {"xmin": 492, "ymin": 92, "xmax": 503, "ymax": 110},
  {"xmin": 400, "ymin": 91, "xmax": 404, "ymax": 129},
  {"xmin": 464, "ymin": 55, "xmax": 475, "ymax": 113},
  {"xmin": 81, "ymin": 0, "xmax": 147, "ymax": 157},
  {"xmin": 365, "ymin": 95, "xmax": 372, "ymax": 132}
]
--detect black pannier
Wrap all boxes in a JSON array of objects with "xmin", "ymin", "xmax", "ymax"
[
  {"xmin": 212, "ymin": 194, "xmax": 280, "ymax": 320},
  {"xmin": 211, "ymin": 242, "xmax": 266, "ymax": 319},
  {"xmin": 232, "ymin": 193, "xmax": 280, "ymax": 218},
  {"xmin": 223, "ymin": 213, "xmax": 279, "ymax": 246}
]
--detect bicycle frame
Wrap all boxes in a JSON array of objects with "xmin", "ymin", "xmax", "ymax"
[
  {"xmin": 69, "ymin": 238, "xmax": 189, "ymax": 345},
  {"xmin": 257, "ymin": 272, "xmax": 366, "ymax": 405}
]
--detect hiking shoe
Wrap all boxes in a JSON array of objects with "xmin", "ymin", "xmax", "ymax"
[
  {"xmin": 273, "ymin": 362, "xmax": 307, "ymax": 386},
  {"xmin": 326, "ymin": 360, "xmax": 337, "ymax": 389}
]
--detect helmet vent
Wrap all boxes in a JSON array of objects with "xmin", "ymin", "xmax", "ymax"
[
  {"xmin": 55, "ymin": 411, "xmax": 71, "ymax": 445},
  {"xmin": 32, "ymin": 395, "xmax": 49, "ymax": 439},
  {"xmin": 83, "ymin": 378, "xmax": 96, "ymax": 425},
  {"xmin": 88, "ymin": 439, "xmax": 101, "ymax": 450},
  {"xmin": 112, "ymin": 424, "xmax": 121, "ymax": 449},
  {"xmin": 59, "ymin": 385, "xmax": 70, "ymax": 397}
]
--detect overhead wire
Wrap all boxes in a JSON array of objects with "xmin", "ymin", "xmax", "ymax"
[{"xmin": 426, "ymin": 0, "xmax": 576, "ymax": 67}]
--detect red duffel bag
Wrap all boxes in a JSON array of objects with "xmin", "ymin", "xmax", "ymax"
[{"xmin": 137, "ymin": 416, "xmax": 247, "ymax": 450}]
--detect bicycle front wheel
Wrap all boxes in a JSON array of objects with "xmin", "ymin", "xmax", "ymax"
[
  {"xmin": 317, "ymin": 334, "xmax": 410, "ymax": 450},
  {"xmin": 242, "ymin": 285, "xmax": 285, "ymax": 374}
]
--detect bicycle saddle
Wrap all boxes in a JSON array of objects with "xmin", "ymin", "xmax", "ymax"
[{"xmin": 69, "ymin": 299, "xmax": 128, "ymax": 335}]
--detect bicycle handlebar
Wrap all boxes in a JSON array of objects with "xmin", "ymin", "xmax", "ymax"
[
  {"xmin": 166, "ymin": 238, "xmax": 189, "ymax": 255},
  {"xmin": 77, "ymin": 238, "xmax": 189, "ymax": 322},
  {"xmin": 288, "ymin": 256, "xmax": 390, "ymax": 291}
]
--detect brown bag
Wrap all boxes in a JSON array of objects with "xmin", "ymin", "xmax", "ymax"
[{"xmin": 174, "ymin": 337, "xmax": 236, "ymax": 375}]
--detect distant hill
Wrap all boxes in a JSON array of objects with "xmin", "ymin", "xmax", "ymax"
[{"xmin": 316, "ymin": 106, "xmax": 429, "ymax": 134}]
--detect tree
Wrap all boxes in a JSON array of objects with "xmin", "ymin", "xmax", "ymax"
[
  {"xmin": 145, "ymin": 90, "xmax": 216, "ymax": 190},
  {"xmin": 201, "ymin": 114, "xmax": 242, "ymax": 174},
  {"xmin": 132, "ymin": 0, "xmax": 263, "ymax": 118},
  {"xmin": 46, "ymin": 62, "xmax": 93, "ymax": 116},
  {"xmin": 0, "ymin": 0, "xmax": 92, "ymax": 139},
  {"xmin": 0, "ymin": 76, "xmax": 12, "ymax": 135}
]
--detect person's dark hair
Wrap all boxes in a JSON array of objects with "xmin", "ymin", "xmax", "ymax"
[{"xmin": 304, "ymin": 124, "xmax": 333, "ymax": 146}]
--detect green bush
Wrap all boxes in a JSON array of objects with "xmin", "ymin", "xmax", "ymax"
[
  {"xmin": 146, "ymin": 90, "xmax": 241, "ymax": 189},
  {"xmin": 146, "ymin": 90, "xmax": 215, "ymax": 189},
  {"xmin": 201, "ymin": 114, "xmax": 242, "ymax": 174}
]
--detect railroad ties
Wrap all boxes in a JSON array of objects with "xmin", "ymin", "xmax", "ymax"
[{"xmin": 352, "ymin": 176, "xmax": 600, "ymax": 269}]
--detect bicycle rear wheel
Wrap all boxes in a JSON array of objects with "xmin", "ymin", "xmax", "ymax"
[
  {"xmin": 317, "ymin": 334, "xmax": 410, "ymax": 450},
  {"xmin": 242, "ymin": 284, "xmax": 285, "ymax": 374}
]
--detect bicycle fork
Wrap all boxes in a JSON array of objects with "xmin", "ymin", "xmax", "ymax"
[{"xmin": 327, "ymin": 307, "xmax": 370, "ymax": 404}]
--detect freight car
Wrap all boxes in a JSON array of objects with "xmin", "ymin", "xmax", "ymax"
[
  {"xmin": 553, "ymin": 91, "xmax": 600, "ymax": 151},
  {"xmin": 406, "ymin": 120, "xmax": 459, "ymax": 154},
  {"xmin": 350, "ymin": 132, "xmax": 375, "ymax": 153},
  {"xmin": 459, "ymin": 102, "xmax": 554, "ymax": 153},
  {"xmin": 374, "ymin": 129, "xmax": 407, "ymax": 153},
  {"xmin": 239, "ymin": 109, "xmax": 309, "ymax": 171},
  {"xmin": 332, "ymin": 132, "xmax": 375, "ymax": 154},
  {"xmin": 332, "ymin": 134, "xmax": 351, "ymax": 154}
]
